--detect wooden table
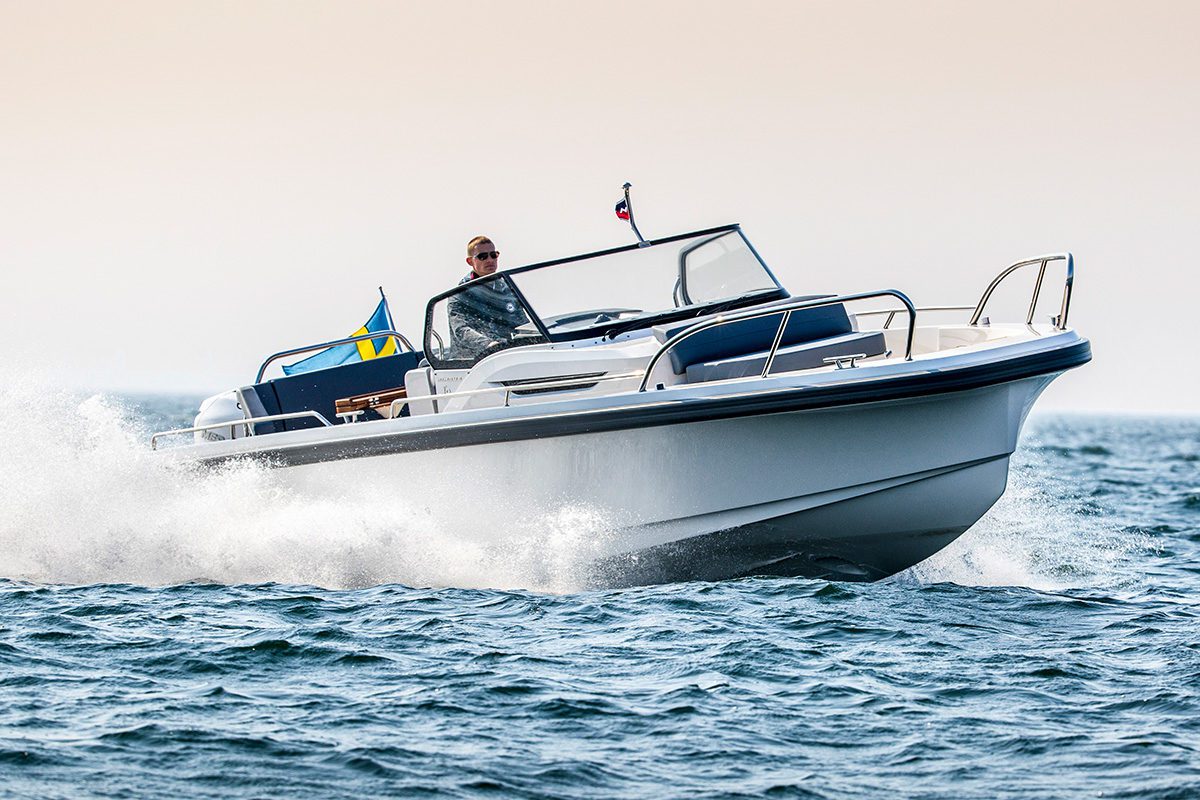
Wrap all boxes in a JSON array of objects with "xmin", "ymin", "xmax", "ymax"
[{"xmin": 334, "ymin": 386, "xmax": 408, "ymax": 421}]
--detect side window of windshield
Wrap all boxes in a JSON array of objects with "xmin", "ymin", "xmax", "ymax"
[
  {"xmin": 680, "ymin": 233, "xmax": 777, "ymax": 305},
  {"xmin": 426, "ymin": 300, "xmax": 456, "ymax": 367},
  {"xmin": 425, "ymin": 276, "xmax": 544, "ymax": 369}
]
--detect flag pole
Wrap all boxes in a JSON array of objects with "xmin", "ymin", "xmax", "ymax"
[
  {"xmin": 623, "ymin": 182, "xmax": 650, "ymax": 247},
  {"xmin": 378, "ymin": 285, "xmax": 395, "ymax": 331}
]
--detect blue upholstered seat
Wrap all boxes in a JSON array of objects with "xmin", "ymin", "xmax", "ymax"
[
  {"xmin": 684, "ymin": 331, "xmax": 887, "ymax": 383},
  {"xmin": 652, "ymin": 300, "xmax": 854, "ymax": 375}
]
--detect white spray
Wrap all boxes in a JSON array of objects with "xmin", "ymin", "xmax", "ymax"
[{"xmin": 0, "ymin": 376, "xmax": 610, "ymax": 591}]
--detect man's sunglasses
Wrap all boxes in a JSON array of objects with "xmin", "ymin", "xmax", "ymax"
[{"xmin": 473, "ymin": 250, "xmax": 500, "ymax": 260}]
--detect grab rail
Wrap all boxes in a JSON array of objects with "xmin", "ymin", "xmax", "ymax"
[
  {"xmin": 638, "ymin": 290, "xmax": 917, "ymax": 392},
  {"xmin": 856, "ymin": 305, "xmax": 976, "ymax": 330},
  {"xmin": 150, "ymin": 411, "xmax": 333, "ymax": 450},
  {"xmin": 969, "ymin": 253, "xmax": 1074, "ymax": 329},
  {"xmin": 255, "ymin": 330, "xmax": 416, "ymax": 383}
]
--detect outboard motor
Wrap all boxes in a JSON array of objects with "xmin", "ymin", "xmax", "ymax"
[{"xmin": 193, "ymin": 390, "xmax": 247, "ymax": 443}]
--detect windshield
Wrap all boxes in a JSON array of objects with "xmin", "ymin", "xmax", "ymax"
[
  {"xmin": 510, "ymin": 227, "xmax": 780, "ymax": 336},
  {"xmin": 423, "ymin": 226, "xmax": 783, "ymax": 369}
]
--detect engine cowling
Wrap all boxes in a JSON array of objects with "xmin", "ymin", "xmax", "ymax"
[{"xmin": 193, "ymin": 390, "xmax": 246, "ymax": 443}]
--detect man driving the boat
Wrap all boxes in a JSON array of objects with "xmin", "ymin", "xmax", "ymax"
[{"xmin": 448, "ymin": 235, "xmax": 531, "ymax": 359}]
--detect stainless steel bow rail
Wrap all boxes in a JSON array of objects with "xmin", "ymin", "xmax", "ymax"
[
  {"xmin": 255, "ymin": 330, "xmax": 416, "ymax": 383},
  {"xmin": 856, "ymin": 253, "xmax": 1076, "ymax": 331},
  {"xmin": 638, "ymin": 290, "xmax": 918, "ymax": 393},
  {"xmin": 150, "ymin": 411, "xmax": 333, "ymax": 450},
  {"xmin": 969, "ymin": 252, "xmax": 1074, "ymax": 329}
]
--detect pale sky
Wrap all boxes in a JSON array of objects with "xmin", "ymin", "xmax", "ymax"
[{"xmin": 1, "ymin": 1, "xmax": 1197, "ymax": 412}]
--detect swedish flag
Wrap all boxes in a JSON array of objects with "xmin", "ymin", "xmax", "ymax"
[{"xmin": 282, "ymin": 294, "xmax": 398, "ymax": 376}]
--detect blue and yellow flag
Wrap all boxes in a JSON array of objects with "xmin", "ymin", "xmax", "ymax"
[{"xmin": 282, "ymin": 294, "xmax": 398, "ymax": 376}]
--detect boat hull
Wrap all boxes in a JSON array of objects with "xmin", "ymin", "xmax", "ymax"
[
  {"xmin": 589, "ymin": 454, "xmax": 1010, "ymax": 584},
  {"xmin": 271, "ymin": 373, "xmax": 1056, "ymax": 586}
]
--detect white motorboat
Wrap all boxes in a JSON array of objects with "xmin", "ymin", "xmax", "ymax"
[{"xmin": 157, "ymin": 213, "xmax": 1090, "ymax": 585}]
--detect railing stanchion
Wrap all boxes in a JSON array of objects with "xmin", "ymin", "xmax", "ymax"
[
  {"xmin": 1057, "ymin": 253, "xmax": 1074, "ymax": 330},
  {"xmin": 1026, "ymin": 259, "xmax": 1048, "ymax": 325},
  {"xmin": 761, "ymin": 310, "xmax": 793, "ymax": 378}
]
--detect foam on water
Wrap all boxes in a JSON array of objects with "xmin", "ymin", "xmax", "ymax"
[
  {"xmin": 0, "ymin": 375, "xmax": 1133, "ymax": 593},
  {"xmin": 905, "ymin": 463, "xmax": 1138, "ymax": 591},
  {"xmin": 0, "ymin": 376, "xmax": 612, "ymax": 591}
]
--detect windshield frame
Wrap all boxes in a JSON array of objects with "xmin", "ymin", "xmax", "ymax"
[{"xmin": 422, "ymin": 224, "xmax": 786, "ymax": 368}]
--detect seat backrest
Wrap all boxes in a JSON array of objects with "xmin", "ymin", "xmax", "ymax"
[
  {"xmin": 652, "ymin": 301, "xmax": 852, "ymax": 374},
  {"xmin": 236, "ymin": 385, "xmax": 283, "ymax": 435}
]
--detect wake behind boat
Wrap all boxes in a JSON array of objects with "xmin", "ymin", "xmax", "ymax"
[{"xmin": 155, "ymin": 213, "xmax": 1090, "ymax": 585}]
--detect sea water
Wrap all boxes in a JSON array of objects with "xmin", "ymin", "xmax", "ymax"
[{"xmin": 0, "ymin": 382, "xmax": 1197, "ymax": 798}]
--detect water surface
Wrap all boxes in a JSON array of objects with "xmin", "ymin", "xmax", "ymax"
[{"xmin": 0, "ymin": 390, "xmax": 1196, "ymax": 798}]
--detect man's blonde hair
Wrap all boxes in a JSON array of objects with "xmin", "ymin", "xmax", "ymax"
[{"xmin": 466, "ymin": 235, "xmax": 494, "ymax": 257}]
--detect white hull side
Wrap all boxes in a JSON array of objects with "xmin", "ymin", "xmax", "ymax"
[{"xmin": 267, "ymin": 374, "xmax": 1054, "ymax": 584}]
